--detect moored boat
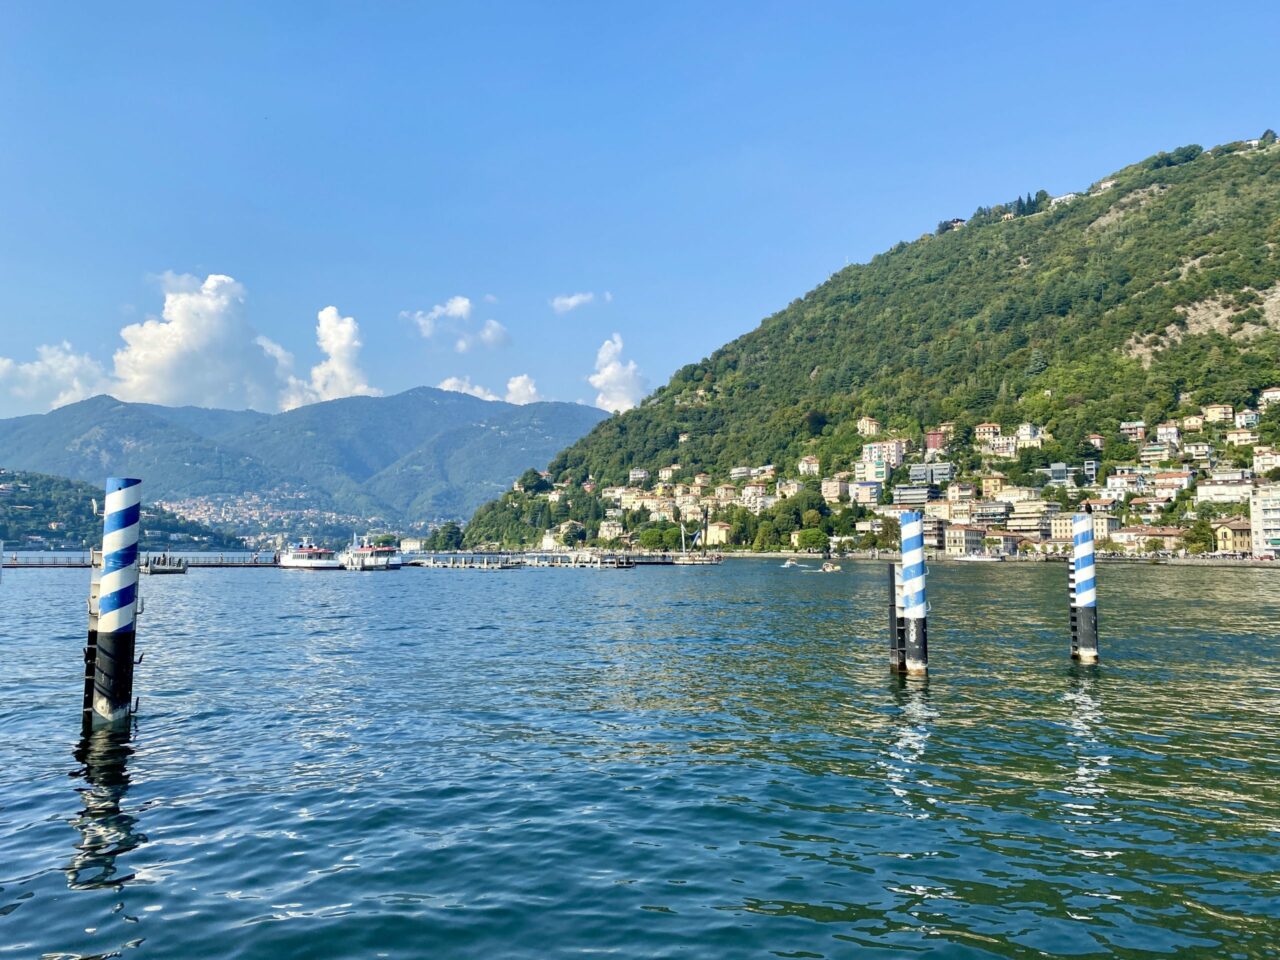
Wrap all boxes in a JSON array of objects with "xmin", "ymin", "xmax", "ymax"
[
  {"xmin": 280, "ymin": 538, "xmax": 342, "ymax": 570},
  {"xmin": 142, "ymin": 554, "xmax": 188, "ymax": 575},
  {"xmin": 339, "ymin": 535, "xmax": 402, "ymax": 571},
  {"xmin": 954, "ymin": 553, "xmax": 1004, "ymax": 562}
]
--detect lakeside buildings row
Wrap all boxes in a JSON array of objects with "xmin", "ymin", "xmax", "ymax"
[{"xmin": 516, "ymin": 392, "xmax": 1280, "ymax": 558}]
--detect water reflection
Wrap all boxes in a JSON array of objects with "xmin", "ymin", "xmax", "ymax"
[
  {"xmin": 1062, "ymin": 666, "xmax": 1110, "ymax": 819},
  {"xmin": 881, "ymin": 677, "xmax": 936, "ymax": 817},
  {"xmin": 66, "ymin": 726, "xmax": 146, "ymax": 891}
]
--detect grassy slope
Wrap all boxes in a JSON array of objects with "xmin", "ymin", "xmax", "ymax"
[{"xmin": 540, "ymin": 140, "xmax": 1280, "ymax": 486}]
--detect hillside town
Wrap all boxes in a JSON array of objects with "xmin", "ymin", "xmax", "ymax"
[{"xmin": 492, "ymin": 387, "xmax": 1280, "ymax": 560}]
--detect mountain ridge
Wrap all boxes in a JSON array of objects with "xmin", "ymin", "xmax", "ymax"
[
  {"xmin": 544, "ymin": 135, "xmax": 1280, "ymax": 482},
  {"xmin": 0, "ymin": 387, "xmax": 607, "ymax": 527},
  {"xmin": 462, "ymin": 133, "xmax": 1280, "ymax": 545}
]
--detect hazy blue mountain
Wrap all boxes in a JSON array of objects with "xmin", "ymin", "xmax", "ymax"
[
  {"xmin": 0, "ymin": 396, "xmax": 286, "ymax": 498},
  {"xmin": 0, "ymin": 388, "xmax": 607, "ymax": 522},
  {"xmin": 134, "ymin": 403, "xmax": 271, "ymax": 441}
]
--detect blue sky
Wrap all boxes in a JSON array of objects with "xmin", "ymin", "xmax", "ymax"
[{"xmin": 2, "ymin": 2, "xmax": 1278, "ymax": 416}]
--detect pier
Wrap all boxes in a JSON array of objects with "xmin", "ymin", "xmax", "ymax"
[
  {"xmin": 405, "ymin": 551, "xmax": 654, "ymax": 569},
  {"xmin": 4, "ymin": 554, "xmax": 280, "ymax": 569}
]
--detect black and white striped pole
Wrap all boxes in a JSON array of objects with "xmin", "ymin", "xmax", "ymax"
[
  {"xmin": 86, "ymin": 477, "xmax": 142, "ymax": 727},
  {"xmin": 1068, "ymin": 513, "xmax": 1099, "ymax": 662},
  {"xmin": 889, "ymin": 511, "xmax": 928, "ymax": 675}
]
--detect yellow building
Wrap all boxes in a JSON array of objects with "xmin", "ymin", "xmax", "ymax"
[
  {"xmin": 705, "ymin": 521, "xmax": 734, "ymax": 546},
  {"xmin": 981, "ymin": 474, "xmax": 1006, "ymax": 498},
  {"xmin": 1213, "ymin": 518, "xmax": 1251, "ymax": 553}
]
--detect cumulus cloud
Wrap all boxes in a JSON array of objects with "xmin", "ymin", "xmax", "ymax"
[
  {"xmin": 403, "ymin": 296, "xmax": 471, "ymax": 338},
  {"xmin": 504, "ymin": 374, "xmax": 541, "ymax": 405},
  {"xmin": 406, "ymin": 296, "xmax": 508, "ymax": 354},
  {"xmin": 551, "ymin": 292, "xmax": 595, "ymax": 314},
  {"xmin": 0, "ymin": 342, "xmax": 111, "ymax": 411},
  {"xmin": 0, "ymin": 272, "xmax": 384, "ymax": 416},
  {"xmin": 588, "ymin": 333, "xmax": 646, "ymax": 413},
  {"xmin": 438, "ymin": 376, "xmax": 499, "ymax": 401},
  {"xmin": 456, "ymin": 318, "xmax": 510, "ymax": 353},
  {"xmin": 277, "ymin": 306, "xmax": 382, "ymax": 411},
  {"xmin": 111, "ymin": 273, "xmax": 280, "ymax": 410}
]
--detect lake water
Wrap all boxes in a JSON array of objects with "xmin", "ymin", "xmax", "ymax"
[{"xmin": 2, "ymin": 560, "xmax": 1279, "ymax": 958}]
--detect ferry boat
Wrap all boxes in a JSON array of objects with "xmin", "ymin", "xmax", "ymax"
[
  {"xmin": 339, "ymin": 535, "xmax": 402, "ymax": 572},
  {"xmin": 279, "ymin": 538, "xmax": 342, "ymax": 570}
]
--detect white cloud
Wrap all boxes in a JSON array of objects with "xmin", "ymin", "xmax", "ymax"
[
  {"xmin": 456, "ymin": 318, "xmax": 509, "ymax": 354},
  {"xmin": 278, "ymin": 306, "xmax": 382, "ymax": 411},
  {"xmin": 551, "ymin": 291, "xmax": 595, "ymax": 314},
  {"xmin": 0, "ymin": 341, "xmax": 111, "ymax": 412},
  {"xmin": 111, "ymin": 273, "xmax": 281, "ymax": 410},
  {"xmin": 604, "ymin": 291, "xmax": 614, "ymax": 303},
  {"xmin": 437, "ymin": 376, "xmax": 499, "ymax": 401},
  {"xmin": 504, "ymin": 374, "xmax": 541, "ymax": 405},
  {"xmin": 588, "ymin": 333, "xmax": 646, "ymax": 413},
  {"xmin": 479, "ymin": 319, "xmax": 508, "ymax": 347},
  {"xmin": 0, "ymin": 273, "xmax": 385, "ymax": 417},
  {"xmin": 404, "ymin": 296, "xmax": 471, "ymax": 338},
  {"xmin": 256, "ymin": 335, "xmax": 295, "ymax": 377},
  {"xmin": 483, "ymin": 293, "xmax": 499, "ymax": 304}
]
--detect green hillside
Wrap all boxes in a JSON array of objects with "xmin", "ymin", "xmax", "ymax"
[
  {"xmin": 465, "ymin": 133, "xmax": 1280, "ymax": 546},
  {"xmin": 541, "ymin": 137, "xmax": 1278, "ymax": 480},
  {"xmin": 0, "ymin": 468, "xmax": 241, "ymax": 550}
]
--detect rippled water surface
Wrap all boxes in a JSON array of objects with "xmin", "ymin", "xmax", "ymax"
[{"xmin": 3, "ymin": 560, "xmax": 1279, "ymax": 958}]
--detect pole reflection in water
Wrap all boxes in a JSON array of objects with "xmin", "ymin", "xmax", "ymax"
[
  {"xmin": 881, "ymin": 677, "xmax": 936, "ymax": 817},
  {"xmin": 66, "ymin": 725, "xmax": 146, "ymax": 891},
  {"xmin": 1062, "ymin": 666, "xmax": 1110, "ymax": 820}
]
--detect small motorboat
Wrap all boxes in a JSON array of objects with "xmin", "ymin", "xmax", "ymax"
[
  {"xmin": 781, "ymin": 558, "xmax": 800, "ymax": 568},
  {"xmin": 820, "ymin": 561, "xmax": 841, "ymax": 573}
]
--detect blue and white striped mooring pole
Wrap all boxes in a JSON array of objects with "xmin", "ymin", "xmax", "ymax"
[
  {"xmin": 889, "ymin": 511, "xmax": 928, "ymax": 675},
  {"xmin": 87, "ymin": 477, "xmax": 142, "ymax": 727},
  {"xmin": 1069, "ymin": 512, "xmax": 1099, "ymax": 662}
]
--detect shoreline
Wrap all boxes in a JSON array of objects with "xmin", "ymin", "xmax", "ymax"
[{"xmin": 717, "ymin": 550, "xmax": 1278, "ymax": 569}]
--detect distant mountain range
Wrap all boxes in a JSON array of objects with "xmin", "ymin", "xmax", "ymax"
[{"xmin": 0, "ymin": 389, "xmax": 607, "ymax": 524}]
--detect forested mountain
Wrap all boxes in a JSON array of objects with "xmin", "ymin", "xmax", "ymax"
[
  {"xmin": 0, "ymin": 468, "xmax": 240, "ymax": 549},
  {"xmin": 0, "ymin": 389, "xmax": 606, "ymax": 524},
  {"xmin": 547, "ymin": 135, "xmax": 1280, "ymax": 484}
]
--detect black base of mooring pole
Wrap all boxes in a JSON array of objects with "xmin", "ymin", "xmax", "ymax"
[
  {"xmin": 92, "ymin": 629, "xmax": 136, "ymax": 726},
  {"xmin": 889, "ymin": 563, "xmax": 906, "ymax": 672},
  {"xmin": 1071, "ymin": 606, "xmax": 1099, "ymax": 663},
  {"xmin": 81, "ymin": 627, "xmax": 98, "ymax": 733},
  {"xmin": 904, "ymin": 618, "xmax": 928, "ymax": 675}
]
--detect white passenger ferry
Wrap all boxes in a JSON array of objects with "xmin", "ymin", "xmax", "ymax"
[
  {"xmin": 279, "ymin": 538, "xmax": 342, "ymax": 570},
  {"xmin": 339, "ymin": 535, "xmax": 402, "ymax": 572}
]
